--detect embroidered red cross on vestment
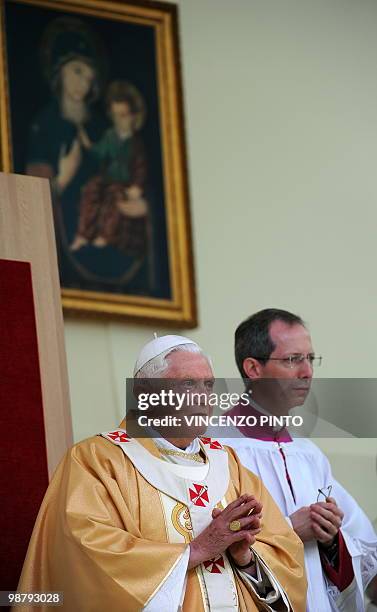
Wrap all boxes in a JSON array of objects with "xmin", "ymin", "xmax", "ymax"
[
  {"xmin": 189, "ymin": 483, "xmax": 209, "ymax": 506},
  {"xmin": 200, "ymin": 437, "xmax": 223, "ymax": 450},
  {"xmin": 203, "ymin": 555, "xmax": 225, "ymax": 573},
  {"xmin": 107, "ymin": 430, "xmax": 130, "ymax": 443}
]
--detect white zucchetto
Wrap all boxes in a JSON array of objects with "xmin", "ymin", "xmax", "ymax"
[{"xmin": 133, "ymin": 334, "xmax": 199, "ymax": 375}]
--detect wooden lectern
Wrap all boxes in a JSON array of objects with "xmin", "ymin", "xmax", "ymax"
[{"xmin": 0, "ymin": 173, "xmax": 73, "ymax": 595}]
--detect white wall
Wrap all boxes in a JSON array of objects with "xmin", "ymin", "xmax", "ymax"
[{"xmin": 64, "ymin": 0, "xmax": 377, "ymax": 520}]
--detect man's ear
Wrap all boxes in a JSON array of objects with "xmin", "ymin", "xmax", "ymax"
[{"xmin": 243, "ymin": 357, "xmax": 262, "ymax": 379}]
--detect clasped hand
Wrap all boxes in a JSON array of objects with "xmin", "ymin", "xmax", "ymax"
[
  {"xmin": 290, "ymin": 496, "xmax": 343, "ymax": 547},
  {"xmin": 189, "ymin": 494, "xmax": 262, "ymax": 569}
]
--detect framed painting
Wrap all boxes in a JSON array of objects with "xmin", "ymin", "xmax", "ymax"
[{"xmin": 0, "ymin": 0, "xmax": 197, "ymax": 327}]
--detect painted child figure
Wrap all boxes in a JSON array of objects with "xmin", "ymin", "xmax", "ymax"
[{"xmin": 70, "ymin": 80, "xmax": 147, "ymax": 255}]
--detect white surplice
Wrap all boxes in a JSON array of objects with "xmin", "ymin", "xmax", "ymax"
[{"xmin": 220, "ymin": 413, "xmax": 377, "ymax": 612}]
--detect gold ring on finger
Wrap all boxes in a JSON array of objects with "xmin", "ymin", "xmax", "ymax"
[{"xmin": 229, "ymin": 520, "xmax": 242, "ymax": 532}]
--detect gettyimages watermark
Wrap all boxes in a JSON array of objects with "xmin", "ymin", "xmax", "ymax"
[
  {"xmin": 124, "ymin": 378, "xmax": 377, "ymax": 439},
  {"xmin": 135, "ymin": 388, "xmax": 303, "ymax": 430}
]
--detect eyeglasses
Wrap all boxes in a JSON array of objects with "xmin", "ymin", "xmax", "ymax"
[
  {"xmin": 317, "ymin": 485, "xmax": 332, "ymax": 502},
  {"xmin": 253, "ymin": 354, "xmax": 322, "ymax": 369}
]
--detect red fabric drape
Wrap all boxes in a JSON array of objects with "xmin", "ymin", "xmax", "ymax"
[{"xmin": 0, "ymin": 259, "xmax": 49, "ymax": 601}]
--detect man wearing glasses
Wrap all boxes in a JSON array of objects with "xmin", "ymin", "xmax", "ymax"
[{"xmin": 221, "ymin": 308, "xmax": 377, "ymax": 612}]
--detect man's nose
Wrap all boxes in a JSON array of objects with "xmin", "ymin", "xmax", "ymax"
[
  {"xmin": 192, "ymin": 382, "xmax": 211, "ymax": 402},
  {"xmin": 298, "ymin": 358, "xmax": 313, "ymax": 378}
]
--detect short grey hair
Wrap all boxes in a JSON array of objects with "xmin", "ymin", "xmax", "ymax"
[{"xmin": 135, "ymin": 344, "xmax": 212, "ymax": 378}]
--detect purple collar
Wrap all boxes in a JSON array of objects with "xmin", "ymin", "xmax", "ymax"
[{"xmin": 226, "ymin": 403, "xmax": 293, "ymax": 442}]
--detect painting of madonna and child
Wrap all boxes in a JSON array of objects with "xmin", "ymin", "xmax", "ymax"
[{"xmin": 3, "ymin": 0, "xmax": 196, "ymax": 324}]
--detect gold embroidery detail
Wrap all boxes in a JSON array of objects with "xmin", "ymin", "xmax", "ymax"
[
  {"xmin": 157, "ymin": 447, "xmax": 205, "ymax": 463},
  {"xmin": 171, "ymin": 502, "xmax": 193, "ymax": 542}
]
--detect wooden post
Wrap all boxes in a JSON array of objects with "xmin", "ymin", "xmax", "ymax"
[{"xmin": 0, "ymin": 172, "xmax": 73, "ymax": 477}]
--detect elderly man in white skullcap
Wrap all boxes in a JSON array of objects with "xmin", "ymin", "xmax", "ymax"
[{"xmin": 17, "ymin": 335, "xmax": 307, "ymax": 612}]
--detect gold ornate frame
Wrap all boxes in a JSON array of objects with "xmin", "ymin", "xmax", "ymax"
[{"xmin": 0, "ymin": 0, "xmax": 197, "ymax": 327}]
